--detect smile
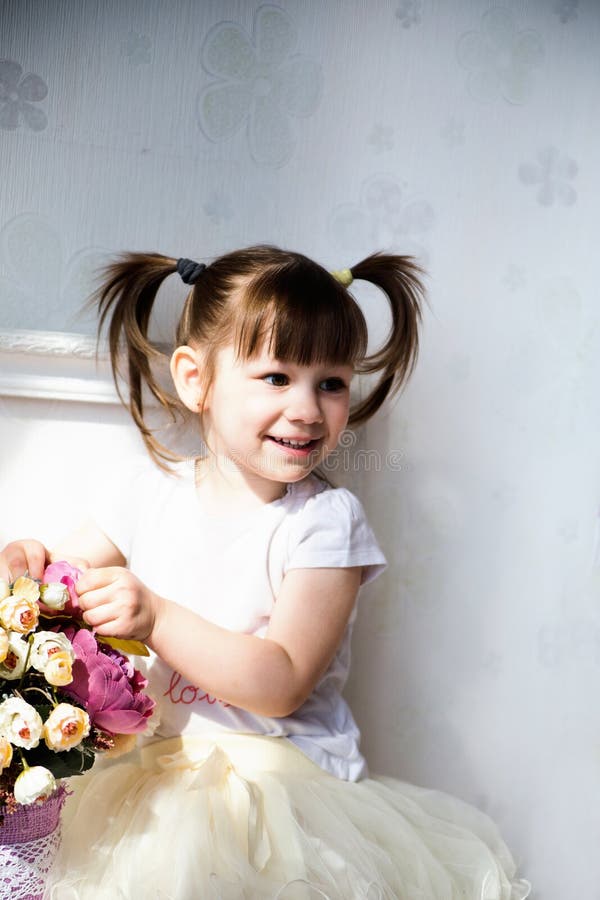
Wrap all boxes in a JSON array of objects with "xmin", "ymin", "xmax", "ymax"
[
  {"xmin": 267, "ymin": 436, "xmax": 320, "ymax": 455},
  {"xmin": 270, "ymin": 437, "xmax": 315, "ymax": 448}
]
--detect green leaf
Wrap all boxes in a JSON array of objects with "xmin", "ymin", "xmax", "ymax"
[{"xmin": 25, "ymin": 743, "xmax": 96, "ymax": 779}]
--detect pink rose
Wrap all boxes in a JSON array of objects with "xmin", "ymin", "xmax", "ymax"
[
  {"xmin": 43, "ymin": 562, "xmax": 82, "ymax": 611},
  {"xmin": 60, "ymin": 627, "xmax": 154, "ymax": 735}
]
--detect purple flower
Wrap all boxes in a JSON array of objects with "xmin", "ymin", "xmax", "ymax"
[{"xmin": 59, "ymin": 628, "xmax": 154, "ymax": 734}]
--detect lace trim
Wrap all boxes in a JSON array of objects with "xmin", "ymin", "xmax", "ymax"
[{"xmin": 0, "ymin": 825, "xmax": 62, "ymax": 899}]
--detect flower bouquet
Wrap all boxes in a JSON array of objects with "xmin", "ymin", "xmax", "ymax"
[{"xmin": 0, "ymin": 562, "xmax": 155, "ymax": 899}]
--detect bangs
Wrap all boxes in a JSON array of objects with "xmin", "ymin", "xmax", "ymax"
[{"xmin": 232, "ymin": 261, "xmax": 368, "ymax": 366}]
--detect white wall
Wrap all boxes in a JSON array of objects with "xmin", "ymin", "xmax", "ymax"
[{"xmin": 1, "ymin": 1, "xmax": 600, "ymax": 896}]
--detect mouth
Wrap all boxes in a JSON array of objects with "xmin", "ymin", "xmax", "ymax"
[{"xmin": 266, "ymin": 436, "xmax": 321, "ymax": 457}]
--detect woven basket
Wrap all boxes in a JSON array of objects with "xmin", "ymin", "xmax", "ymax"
[{"xmin": 0, "ymin": 785, "xmax": 68, "ymax": 900}]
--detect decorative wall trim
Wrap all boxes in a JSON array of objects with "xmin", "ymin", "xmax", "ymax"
[
  {"xmin": 0, "ymin": 329, "xmax": 119, "ymax": 404},
  {"xmin": 0, "ymin": 330, "xmax": 99, "ymax": 358}
]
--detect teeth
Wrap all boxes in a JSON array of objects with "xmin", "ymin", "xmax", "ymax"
[{"xmin": 274, "ymin": 437, "xmax": 312, "ymax": 448}]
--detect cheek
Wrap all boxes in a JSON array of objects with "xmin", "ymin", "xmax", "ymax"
[
  {"xmin": 336, "ymin": 396, "xmax": 351, "ymax": 427},
  {"xmin": 328, "ymin": 404, "xmax": 350, "ymax": 442},
  {"xmin": 244, "ymin": 394, "xmax": 278, "ymax": 422}
]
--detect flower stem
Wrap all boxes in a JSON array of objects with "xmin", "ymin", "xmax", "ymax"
[
  {"xmin": 21, "ymin": 685, "xmax": 55, "ymax": 705},
  {"xmin": 17, "ymin": 634, "xmax": 34, "ymax": 690}
]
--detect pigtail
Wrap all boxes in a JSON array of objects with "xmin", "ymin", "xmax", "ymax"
[
  {"xmin": 93, "ymin": 252, "xmax": 182, "ymax": 468},
  {"xmin": 347, "ymin": 253, "xmax": 425, "ymax": 426}
]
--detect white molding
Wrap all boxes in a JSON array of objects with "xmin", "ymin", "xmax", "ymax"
[
  {"xmin": 0, "ymin": 329, "xmax": 120, "ymax": 404},
  {"xmin": 0, "ymin": 329, "xmax": 99, "ymax": 358}
]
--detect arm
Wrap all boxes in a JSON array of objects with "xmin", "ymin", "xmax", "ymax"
[
  {"xmin": 50, "ymin": 519, "xmax": 126, "ymax": 568},
  {"xmin": 76, "ymin": 564, "xmax": 362, "ymax": 718},
  {"xmin": 0, "ymin": 521, "xmax": 125, "ymax": 582}
]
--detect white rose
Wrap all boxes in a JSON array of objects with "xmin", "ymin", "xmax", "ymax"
[
  {"xmin": 0, "ymin": 634, "xmax": 30, "ymax": 680},
  {"xmin": 0, "ymin": 579, "xmax": 10, "ymax": 602},
  {"xmin": 39, "ymin": 582, "xmax": 69, "ymax": 611},
  {"xmin": 30, "ymin": 631, "xmax": 74, "ymax": 673},
  {"xmin": 0, "ymin": 697, "xmax": 43, "ymax": 749},
  {"xmin": 14, "ymin": 766, "xmax": 56, "ymax": 805}
]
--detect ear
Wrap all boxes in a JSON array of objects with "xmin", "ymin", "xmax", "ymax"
[{"xmin": 170, "ymin": 345, "xmax": 206, "ymax": 413}]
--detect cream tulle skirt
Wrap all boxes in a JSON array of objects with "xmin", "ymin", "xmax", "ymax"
[{"xmin": 45, "ymin": 734, "xmax": 531, "ymax": 900}]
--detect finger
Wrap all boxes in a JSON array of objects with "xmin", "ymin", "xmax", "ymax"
[
  {"xmin": 76, "ymin": 567, "xmax": 120, "ymax": 595},
  {"xmin": 90, "ymin": 619, "xmax": 129, "ymax": 638},
  {"xmin": 25, "ymin": 542, "xmax": 49, "ymax": 580},
  {"xmin": 81, "ymin": 602, "xmax": 124, "ymax": 631},
  {"xmin": 2, "ymin": 541, "xmax": 46, "ymax": 581},
  {"xmin": 77, "ymin": 585, "xmax": 113, "ymax": 613}
]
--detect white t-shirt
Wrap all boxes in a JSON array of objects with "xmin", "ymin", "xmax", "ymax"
[{"xmin": 91, "ymin": 459, "xmax": 386, "ymax": 781}]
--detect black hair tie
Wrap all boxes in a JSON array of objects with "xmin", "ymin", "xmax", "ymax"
[{"xmin": 177, "ymin": 257, "xmax": 207, "ymax": 285}]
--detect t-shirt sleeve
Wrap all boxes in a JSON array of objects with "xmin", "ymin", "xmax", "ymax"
[
  {"xmin": 86, "ymin": 456, "xmax": 152, "ymax": 561},
  {"xmin": 285, "ymin": 487, "xmax": 387, "ymax": 585}
]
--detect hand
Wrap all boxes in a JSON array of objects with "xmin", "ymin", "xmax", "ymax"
[
  {"xmin": 76, "ymin": 567, "xmax": 162, "ymax": 641},
  {"xmin": 0, "ymin": 540, "xmax": 49, "ymax": 582}
]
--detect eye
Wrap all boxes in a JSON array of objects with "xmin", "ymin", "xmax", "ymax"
[
  {"xmin": 319, "ymin": 377, "xmax": 347, "ymax": 392},
  {"xmin": 263, "ymin": 373, "xmax": 289, "ymax": 387}
]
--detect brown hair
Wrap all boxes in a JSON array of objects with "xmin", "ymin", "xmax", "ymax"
[{"xmin": 94, "ymin": 245, "xmax": 424, "ymax": 468}]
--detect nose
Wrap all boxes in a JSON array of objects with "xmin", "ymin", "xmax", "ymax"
[{"xmin": 285, "ymin": 386, "xmax": 324, "ymax": 425}]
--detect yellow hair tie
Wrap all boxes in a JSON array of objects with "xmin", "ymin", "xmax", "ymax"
[{"xmin": 331, "ymin": 268, "xmax": 353, "ymax": 287}]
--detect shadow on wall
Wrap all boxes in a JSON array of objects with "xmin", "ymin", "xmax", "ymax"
[{"xmin": 342, "ymin": 405, "xmax": 498, "ymax": 805}]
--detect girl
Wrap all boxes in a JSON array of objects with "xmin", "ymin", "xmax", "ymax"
[{"xmin": 0, "ymin": 247, "xmax": 530, "ymax": 899}]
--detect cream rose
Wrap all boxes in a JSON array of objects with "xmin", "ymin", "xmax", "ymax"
[
  {"xmin": 44, "ymin": 703, "xmax": 90, "ymax": 752},
  {"xmin": 0, "ymin": 697, "xmax": 43, "ymax": 749},
  {"xmin": 39, "ymin": 582, "xmax": 69, "ymax": 611},
  {"xmin": 11, "ymin": 576, "xmax": 40, "ymax": 603},
  {"xmin": 30, "ymin": 631, "xmax": 74, "ymax": 673},
  {"xmin": 14, "ymin": 766, "xmax": 56, "ymax": 805},
  {"xmin": 43, "ymin": 650, "xmax": 74, "ymax": 687},
  {"xmin": 0, "ymin": 635, "xmax": 30, "ymax": 680},
  {"xmin": 0, "ymin": 736, "xmax": 13, "ymax": 772},
  {"xmin": 0, "ymin": 626, "xmax": 8, "ymax": 664},
  {"xmin": 0, "ymin": 578, "xmax": 10, "ymax": 602},
  {"xmin": 0, "ymin": 594, "xmax": 39, "ymax": 635}
]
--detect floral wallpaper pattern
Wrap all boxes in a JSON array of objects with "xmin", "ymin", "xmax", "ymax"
[
  {"xmin": 456, "ymin": 8, "xmax": 544, "ymax": 104},
  {"xmin": 0, "ymin": 59, "xmax": 47, "ymax": 131},
  {"xmin": 0, "ymin": 3, "xmax": 598, "ymax": 896},
  {"xmin": 395, "ymin": 1, "xmax": 422, "ymax": 29},
  {"xmin": 197, "ymin": 5, "xmax": 322, "ymax": 166},
  {"xmin": 554, "ymin": 0, "xmax": 579, "ymax": 24},
  {"xmin": 0, "ymin": 215, "xmax": 102, "ymax": 331},
  {"xmin": 122, "ymin": 32, "xmax": 153, "ymax": 66},
  {"xmin": 440, "ymin": 116, "xmax": 466, "ymax": 148},
  {"xmin": 367, "ymin": 123, "xmax": 395, "ymax": 153},
  {"xmin": 330, "ymin": 175, "xmax": 435, "ymax": 264},
  {"xmin": 519, "ymin": 146, "xmax": 578, "ymax": 207}
]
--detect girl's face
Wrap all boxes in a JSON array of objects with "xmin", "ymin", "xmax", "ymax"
[{"xmin": 200, "ymin": 342, "xmax": 353, "ymax": 503}]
